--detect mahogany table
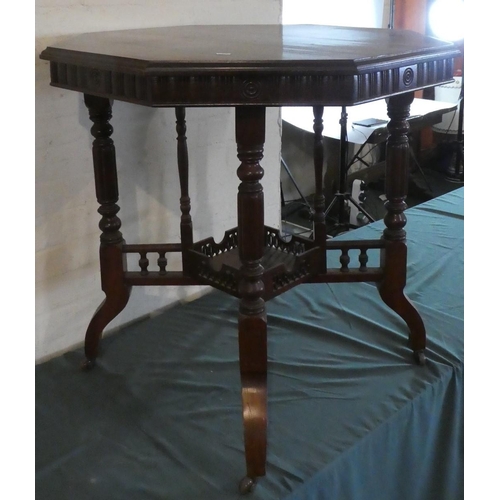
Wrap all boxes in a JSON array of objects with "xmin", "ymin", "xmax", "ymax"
[{"xmin": 40, "ymin": 25, "xmax": 459, "ymax": 493}]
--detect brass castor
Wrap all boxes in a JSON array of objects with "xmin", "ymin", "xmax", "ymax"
[
  {"xmin": 414, "ymin": 350, "xmax": 426, "ymax": 366},
  {"xmin": 80, "ymin": 358, "xmax": 96, "ymax": 371},
  {"xmin": 238, "ymin": 476, "xmax": 257, "ymax": 494}
]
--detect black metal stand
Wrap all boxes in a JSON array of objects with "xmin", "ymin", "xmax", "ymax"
[
  {"xmin": 324, "ymin": 106, "xmax": 375, "ymax": 231},
  {"xmin": 408, "ymin": 138, "xmax": 435, "ymax": 195},
  {"xmin": 280, "ymin": 157, "xmax": 313, "ymax": 213},
  {"xmin": 445, "ymin": 73, "xmax": 464, "ymax": 183},
  {"xmin": 281, "ymin": 102, "xmax": 436, "ymax": 235}
]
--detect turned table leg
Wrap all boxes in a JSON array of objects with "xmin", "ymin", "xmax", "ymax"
[
  {"xmin": 175, "ymin": 107, "xmax": 194, "ymax": 272},
  {"xmin": 378, "ymin": 92, "xmax": 426, "ymax": 365},
  {"xmin": 82, "ymin": 94, "xmax": 131, "ymax": 369},
  {"xmin": 313, "ymin": 106, "xmax": 327, "ymax": 273},
  {"xmin": 235, "ymin": 106, "xmax": 268, "ymax": 493}
]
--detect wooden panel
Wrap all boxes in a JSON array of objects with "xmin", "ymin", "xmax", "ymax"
[{"xmin": 394, "ymin": 0, "xmax": 428, "ymax": 33}]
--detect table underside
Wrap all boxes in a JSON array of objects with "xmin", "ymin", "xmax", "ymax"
[{"xmin": 122, "ymin": 228, "xmax": 386, "ymax": 299}]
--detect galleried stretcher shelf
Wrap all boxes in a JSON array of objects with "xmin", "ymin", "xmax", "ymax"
[{"xmin": 40, "ymin": 24, "xmax": 460, "ymax": 494}]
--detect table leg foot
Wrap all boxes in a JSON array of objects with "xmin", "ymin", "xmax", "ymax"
[
  {"xmin": 239, "ymin": 315, "xmax": 267, "ymax": 483},
  {"xmin": 378, "ymin": 283, "xmax": 426, "ymax": 363},
  {"xmin": 80, "ymin": 358, "xmax": 96, "ymax": 371},
  {"xmin": 239, "ymin": 475, "xmax": 257, "ymax": 494},
  {"xmin": 414, "ymin": 349, "xmax": 426, "ymax": 366},
  {"xmin": 83, "ymin": 284, "xmax": 131, "ymax": 366}
]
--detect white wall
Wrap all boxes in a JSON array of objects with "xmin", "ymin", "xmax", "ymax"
[{"xmin": 35, "ymin": 1, "xmax": 282, "ymax": 362}]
